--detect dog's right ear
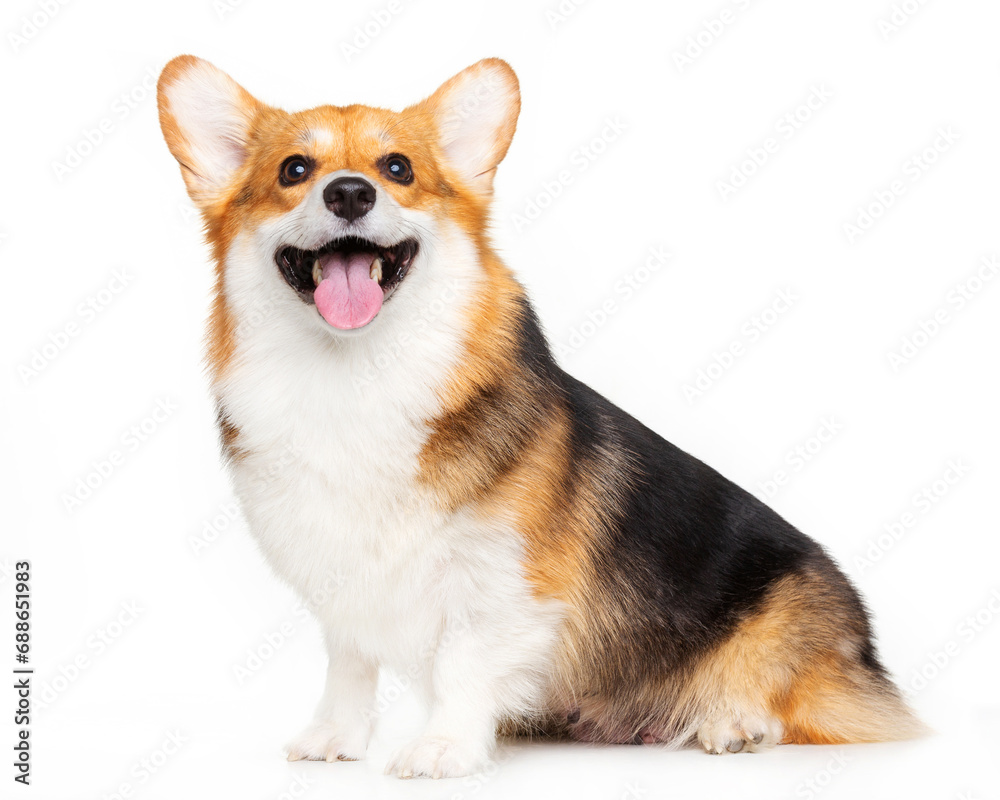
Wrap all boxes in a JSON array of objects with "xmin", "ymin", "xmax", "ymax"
[{"xmin": 157, "ymin": 56, "xmax": 262, "ymax": 207}]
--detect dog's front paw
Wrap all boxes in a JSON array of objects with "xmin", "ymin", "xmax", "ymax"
[
  {"xmin": 384, "ymin": 737, "xmax": 488, "ymax": 779},
  {"xmin": 697, "ymin": 715, "xmax": 782, "ymax": 754},
  {"xmin": 285, "ymin": 721, "xmax": 368, "ymax": 762}
]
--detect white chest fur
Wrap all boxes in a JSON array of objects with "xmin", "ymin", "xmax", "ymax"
[{"xmin": 215, "ymin": 227, "xmax": 563, "ymax": 683}]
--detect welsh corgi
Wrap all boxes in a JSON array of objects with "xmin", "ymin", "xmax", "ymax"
[{"xmin": 157, "ymin": 55, "xmax": 923, "ymax": 779}]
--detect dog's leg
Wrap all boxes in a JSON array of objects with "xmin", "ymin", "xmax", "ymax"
[
  {"xmin": 285, "ymin": 642, "xmax": 377, "ymax": 762},
  {"xmin": 383, "ymin": 622, "xmax": 507, "ymax": 779}
]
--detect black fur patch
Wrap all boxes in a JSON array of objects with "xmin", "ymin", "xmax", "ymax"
[{"xmin": 510, "ymin": 294, "xmax": 878, "ymax": 687}]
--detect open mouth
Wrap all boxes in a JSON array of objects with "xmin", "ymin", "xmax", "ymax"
[{"xmin": 275, "ymin": 236, "xmax": 419, "ymax": 330}]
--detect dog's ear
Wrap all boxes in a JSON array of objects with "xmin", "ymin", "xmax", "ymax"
[
  {"xmin": 157, "ymin": 56, "xmax": 262, "ymax": 207},
  {"xmin": 414, "ymin": 58, "xmax": 520, "ymax": 196}
]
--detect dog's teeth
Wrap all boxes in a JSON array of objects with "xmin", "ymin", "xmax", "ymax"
[
  {"xmin": 370, "ymin": 256, "xmax": 382, "ymax": 283},
  {"xmin": 312, "ymin": 259, "xmax": 322, "ymax": 286}
]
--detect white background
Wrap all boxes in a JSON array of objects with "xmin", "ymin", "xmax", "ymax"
[{"xmin": 2, "ymin": 0, "xmax": 999, "ymax": 798}]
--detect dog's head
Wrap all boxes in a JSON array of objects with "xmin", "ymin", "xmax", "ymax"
[{"xmin": 157, "ymin": 56, "xmax": 519, "ymax": 339}]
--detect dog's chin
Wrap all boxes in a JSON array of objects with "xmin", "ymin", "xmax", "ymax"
[
  {"xmin": 306, "ymin": 313, "xmax": 376, "ymax": 339},
  {"xmin": 275, "ymin": 235, "xmax": 419, "ymax": 333}
]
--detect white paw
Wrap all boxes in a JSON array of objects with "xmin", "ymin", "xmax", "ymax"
[
  {"xmin": 285, "ymin": 721, "xmax": 368, "ymax": 762},
  {"xmin": 384, "ymin": 737, "xmax": 488, "ymax": 779},
  {"xmin": 698, "ymin": 715, "xmax": 782, "ymax": 755}
]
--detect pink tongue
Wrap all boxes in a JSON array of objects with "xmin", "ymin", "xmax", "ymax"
[{"xmin": 313, "ymin": 251, "xmax": 383, "ymax": 329}]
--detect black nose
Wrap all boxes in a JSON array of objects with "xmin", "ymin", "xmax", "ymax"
[{"xmin": 323, "ymin": 177, "xmax": 375, "ymax": 223}]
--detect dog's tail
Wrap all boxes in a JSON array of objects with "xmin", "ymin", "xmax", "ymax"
[
  {"xmin": 774, "ymin": 654, "xmax": 926, "ymax": 744},
  {"xmin": 768, "ymin": 561, "xmax": 927, "ymax": 745}
]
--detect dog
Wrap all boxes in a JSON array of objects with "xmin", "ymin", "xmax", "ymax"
[{"xmin": 157, "ymin": 55, "xmax": 923, "ymax": 779}]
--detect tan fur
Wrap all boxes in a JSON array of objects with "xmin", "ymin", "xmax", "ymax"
[{"xmin": 672, "ymin": 571, "xmax": 924, "ymax": 746}]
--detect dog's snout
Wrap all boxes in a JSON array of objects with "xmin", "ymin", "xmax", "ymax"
[{"xmin": 324, "ymin": 177, "xmax": 376, "ymax": 223}]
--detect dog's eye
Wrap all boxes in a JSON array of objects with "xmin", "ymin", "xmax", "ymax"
[
  {"xmin": 279, "ymin": 156, "xmax": 312, "ymax": 186},
  {"xmin": 380, "ymin": 154, "xmax": 413, "ymax": 185}
]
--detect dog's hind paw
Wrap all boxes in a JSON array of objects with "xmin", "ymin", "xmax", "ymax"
[{"xmin": 697, "ymin": 715, "xmax": 782, "ymax": 754}]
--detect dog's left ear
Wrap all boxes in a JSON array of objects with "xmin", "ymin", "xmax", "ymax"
[{"xmin": 414, "ymin": 58, "xmax": 520, "ymax": 196}]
